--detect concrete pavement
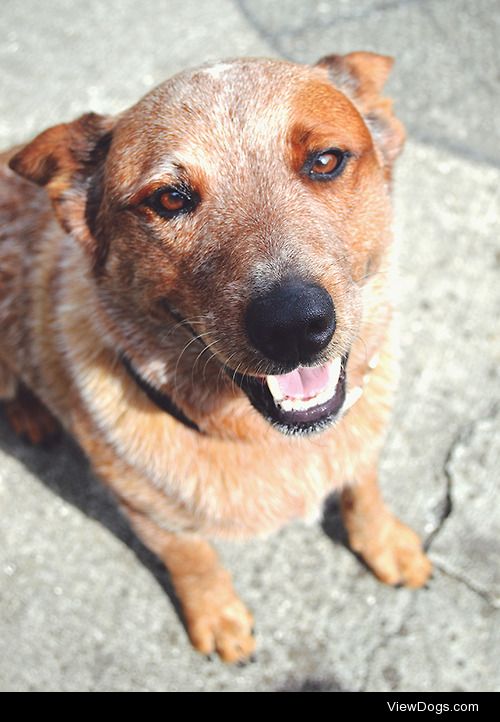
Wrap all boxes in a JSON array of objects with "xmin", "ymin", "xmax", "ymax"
[{"xmin": 1, "ymin": 0, "xmax": 499, "ymax": 692}]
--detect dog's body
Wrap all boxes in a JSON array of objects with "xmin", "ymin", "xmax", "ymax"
[{"xmin": 0, "ymin": 55, "xmax": 431, "ymax": 661}]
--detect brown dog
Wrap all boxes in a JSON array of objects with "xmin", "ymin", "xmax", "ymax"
[{"xmin": 0, "ymin": 53, "xmax": 431, "ymax": 662}]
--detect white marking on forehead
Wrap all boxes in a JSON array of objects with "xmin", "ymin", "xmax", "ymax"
[{"xmin": 201, "ymin": 62, "xmax": 233, "ymax": 80}]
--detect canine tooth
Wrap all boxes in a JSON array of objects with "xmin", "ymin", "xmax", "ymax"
[
  {"xmin": 329, "ymin": 356, "xmax": 342, "ymax": 386},
  {"xmin": 266, "ymin": 375, "xmax": 285, "ymax": 401},
  {"xmin": 343, "ymin": 386, "xmax": 363, "ymax": 411},
  {"xmin": 368, "ymin": 353, "xmax": 379, "ymax": 370}
]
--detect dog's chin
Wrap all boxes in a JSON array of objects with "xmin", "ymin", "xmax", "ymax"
[{"xmin": 231, "ymin": 354, "xmax": 349, "ymax": 435}]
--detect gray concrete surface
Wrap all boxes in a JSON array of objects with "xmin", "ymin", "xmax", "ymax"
[{"xmin": 0, "ymin": 0, "xmax": 499, "ymax": 692}]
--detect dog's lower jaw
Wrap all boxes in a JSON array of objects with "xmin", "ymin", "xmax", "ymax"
[{"xmin": 230, "ymin": 356, "xmax": 347, "ymax": 436}]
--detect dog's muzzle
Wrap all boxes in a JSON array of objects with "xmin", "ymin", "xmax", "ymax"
[{"xmin": 232, "ymin": 280, "xmax": 350, "ymax": 434}]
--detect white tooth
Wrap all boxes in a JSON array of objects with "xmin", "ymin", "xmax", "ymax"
[
  {"xmin": 279, "ymin": 398, "xmax": 298, "ymax": 412},
  {"xmin": 343, "ymin": 386, "xmax": 363, "ymax": 411},
  {"xmin": 279, "ymin": 392, "xmax": 330, "ymax": 412},
  {"xmin": 266, "ymin": 375, "xmax": 285, "ymax": 401},
  {"xmin": 329, "ymin": 356, "xmax": 342, "ymax": 386},
  {"xmin": 368, "ymin": 353, "xmax": 379, "ymax": 370}
]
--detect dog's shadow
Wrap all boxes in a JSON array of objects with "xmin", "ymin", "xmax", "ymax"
[
  {"xmin": 0, "ymin": 408, "xmax": 185, "ymax": 622},
  {"xmin": 0, "ymin": 406, "xmax": 348, "ymax": 639}
]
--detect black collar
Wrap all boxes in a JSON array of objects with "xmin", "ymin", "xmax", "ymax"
[{"xmin": 120, "ymin": 354, "xmax": 201, "ymax": 434}]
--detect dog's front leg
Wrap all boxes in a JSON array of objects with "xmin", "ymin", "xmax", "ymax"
[
  {"xmin": 121, "ymin": 505, "xmax": 255, "ymax": 663},
  {"xmin": 341, "ymin": 466, "xmax": 432, "ymax": 588}
]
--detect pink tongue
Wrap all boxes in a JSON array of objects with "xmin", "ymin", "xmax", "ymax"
[{"xmin": 272, "ymin": 365, "xmax": 330, "ymax": 400}]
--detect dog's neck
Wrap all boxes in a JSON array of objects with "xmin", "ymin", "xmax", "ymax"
[{"xmin": 120, "ymin": 353, "xmax": 202, "ymax": 433}]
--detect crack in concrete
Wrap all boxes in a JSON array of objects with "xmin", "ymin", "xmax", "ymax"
[
  {"xmin": 360, "ymin": 564, "xmax": 499, "ymax": 690},
  {"xmin": 234, "ymin": 0, "xmax": 428, "ymax": 50},
  {"xmin": 424, "ymin": 406, "xmax": 500, "ymax": 611},
  {"xmin": 360, "ymin": 406, "xmax": 499, "ymax": 688},
  {"xmin": 425, "ymin": 405, "xmax": 499, "ymax": 548},
  {"xmin": 432, "ymin": 561, "xmax": 499, "ymax": 610},
  {"xmin": 286, "ymin": 0, "xmax": 428, "ymax": 38},
  {"xmin": 423, "ymin": 431, "xmax": 457, "ymax": 552}
]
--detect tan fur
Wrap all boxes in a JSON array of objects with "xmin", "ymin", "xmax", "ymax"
[{"xmin": 0, "ymin": 54, "xmax": 431, "ymax": 662}]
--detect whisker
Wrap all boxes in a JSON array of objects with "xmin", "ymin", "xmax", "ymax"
[
  {"xmin": 355, "ymin": 269, "xmax": 391, "ymax": 284},
  {"xmin": 173, "ymin": 331, "xmax": 214, "ymax": 392},
  {"xmin": 191, "ymin": 338, "xmax": 221, "ymax": 388},
  {"xmin": 231, "ymin": 360, "xmax": 246, "ymax": 397},
  {"xmin": 166, "ymin": 315, "xmax": 209, "ymax": 337},
  {"xmin": 215, "ymin": 350, "xmax": 238, "ymax": 392},
  {"xmin": 200, "ymin": 341, "xmax": 224, "ymax": 384}
]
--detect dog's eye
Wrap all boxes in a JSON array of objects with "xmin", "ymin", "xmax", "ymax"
[
  {"xmin": 145, "ymin": 186, "xmax": 198, "ymax": 218},
  {"xmin": 305, "ymin": 148, "xmax": 349, "ymax": 181}
]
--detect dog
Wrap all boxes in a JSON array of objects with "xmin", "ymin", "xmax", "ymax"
[{"xmin": 0, "ymin": 53, "xmax": 432, "ymax": 663}]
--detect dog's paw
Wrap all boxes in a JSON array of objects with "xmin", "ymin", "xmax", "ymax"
[
  {"xmin": 3, "ymin": 387, "xmax": 60, "ymax": 446},
  {"xmin": 180, "ymin": 579, "xmax": 255, "ymax": 663},
  {"xmin": 187, "ymin": 597, "xmax": 255, "ymax": 664},
  {"xmin": 350, "ymin": 514, "xmax": 432, "ymax": 588}
]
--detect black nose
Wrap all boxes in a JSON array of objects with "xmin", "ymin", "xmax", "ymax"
[{"xmin": 245, "ymin": 280, "xmax": 336, "ymax": 365}]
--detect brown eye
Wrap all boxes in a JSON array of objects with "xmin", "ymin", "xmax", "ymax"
[
  {"xmin": 305, "ymin": 148, "xmax": 350, "ymax": 181},
  {"xmin": 145, "ymin": 185, "xmax": 199, "ymax": 218},
  {"xmin": 312, "ymin": 152, "xmax": 340, "ymax": 174},
  {"xmin": 159, "ymin": 190, "xmax": 187, "ymax": 212}
]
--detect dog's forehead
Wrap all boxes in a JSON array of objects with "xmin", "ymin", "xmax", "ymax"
[
  {"xmin": 109, "ymin": 59, "xmax": 369, "ymax": 192},
  {"xmin": 143, "ymin": 57, "xmax": 317, "ymax": 110},
  {"xmin": 123, "ymin": 59, "xmax": 316, "ymax": 138}
]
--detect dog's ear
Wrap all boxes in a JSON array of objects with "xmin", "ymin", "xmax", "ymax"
[
  {"xmin": 316, "ymin": 51, "xmax": 405, "ymax": 169},
  {"xmin": 9, "ymin": 113, "xmax": 114, "ymax": 264}
]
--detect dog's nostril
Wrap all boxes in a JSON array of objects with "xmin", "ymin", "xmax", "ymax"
[
  {"xmin": 245, "ymin": 280, "xmax": 336, "ymax": 365},
  {"xmin": 308, "ymin": 316, "xmax": 329, "ymax": 335}
]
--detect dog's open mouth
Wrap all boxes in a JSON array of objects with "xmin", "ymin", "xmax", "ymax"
[{"xmin": 231, "ymin": 355, "xmax": 349, "ymax": 434}]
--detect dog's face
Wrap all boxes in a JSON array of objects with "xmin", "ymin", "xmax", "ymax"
[{"xmin": 10, "ymin": 54, "xmax": 405, "ymax": 435}]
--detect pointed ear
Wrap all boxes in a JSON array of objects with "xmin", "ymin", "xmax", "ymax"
[
  {"xmin": 9, "ymin": 112, "xmax": 115, "ymax": 262},
  {"xmin": 316, "ymin": 51, "xmax": 405, "ymax": 169}
]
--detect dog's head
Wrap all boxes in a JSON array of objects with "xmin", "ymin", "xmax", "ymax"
[{"xmin": 9, "ymin": 53, "xmax": 405, "ymax": 435}]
